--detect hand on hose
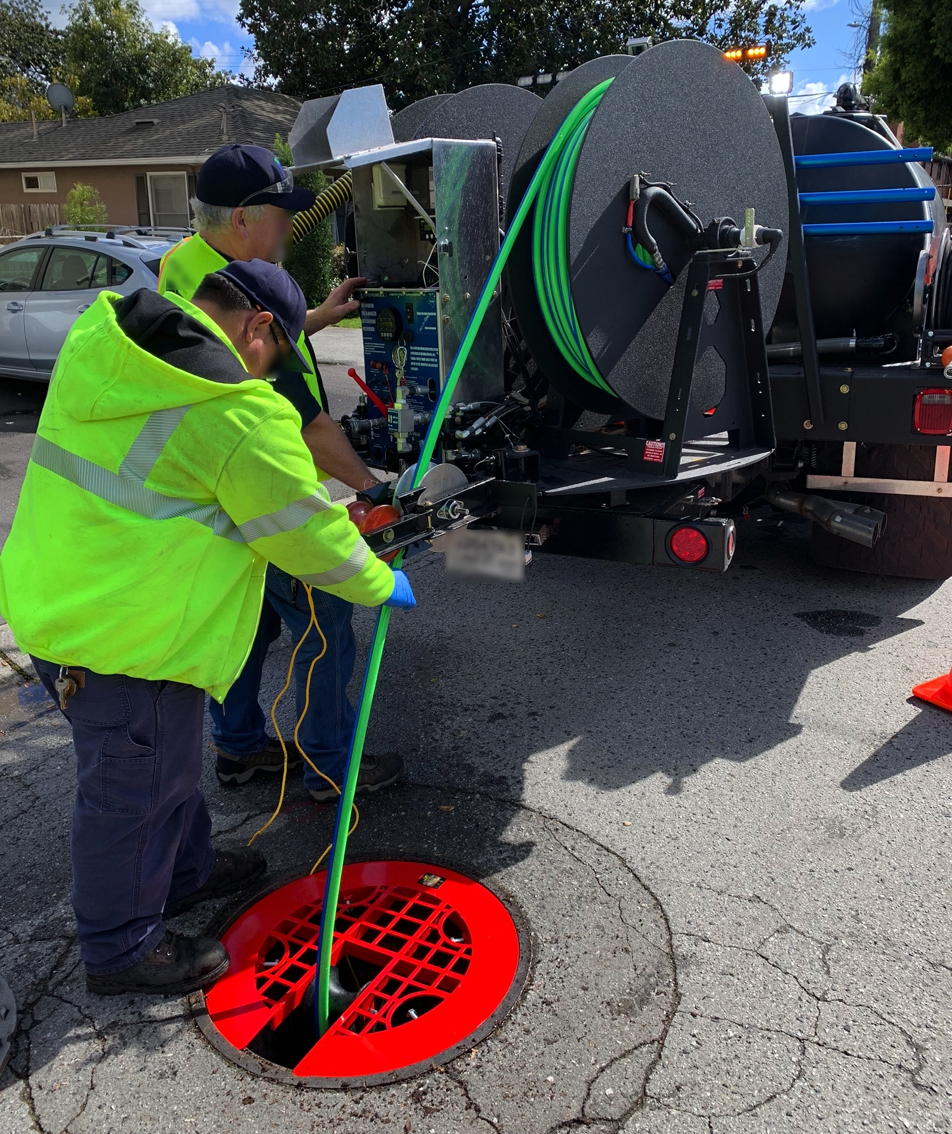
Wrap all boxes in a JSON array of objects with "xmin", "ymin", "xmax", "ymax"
[
  {"xmin": 383, "ymin": 569, "xmax": 416, "ymax": 610},
  {"xmin": 357, "ymin": 481, "xmax": 392, "ymax": 507}
]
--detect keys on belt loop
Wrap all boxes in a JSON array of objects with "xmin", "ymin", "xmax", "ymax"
[{"xmin": 53, "ymin": 666, "xmax": 85, "ymax": 711}]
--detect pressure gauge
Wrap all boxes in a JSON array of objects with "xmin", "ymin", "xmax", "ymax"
[{"xmin": 375, "ymin": 306, "xmax": 403, "ymax": 342}]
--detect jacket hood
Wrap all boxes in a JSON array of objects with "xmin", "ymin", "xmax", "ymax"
[{"xmin": 54, "ymin": 288, "xmax": 264, "ymax": 423}]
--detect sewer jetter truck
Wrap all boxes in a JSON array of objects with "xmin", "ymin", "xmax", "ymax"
[{"xmin": 287, "ymin": 39, "xmax": 952, "ymax": 581}]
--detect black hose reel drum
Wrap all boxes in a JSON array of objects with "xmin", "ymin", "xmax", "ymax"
[{"xmin": 394, "ymin": 42, "xmax": 789, "ymax": 423}]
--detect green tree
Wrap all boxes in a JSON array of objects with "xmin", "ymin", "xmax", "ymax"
[
  {"xmin": 0, "ymin": 73, "xmax": 96, "ymax": 121},
  {"xmin": 0, "ymin": 0, "xmax": 63, "ymax": 86},
  {"xmin": 0, "ymin": 1, "xmax": 95, "ymax": 121},
  {"xmin": 239, "ymin": 0, "xmax": 814, "ymax": 109},
  {"xmin": 865, "ymin": 0, "xmax": 952, "ymax": 152},
  {"xmin": 64, "ymin": 0, "xmax": 232, "ymax": 116},
  {"xmin": 273, "ymin": 133, "xmax": 336, "ymax": 306},
  {"xmin": 63, "ymin": 182, "xmax": 107, "ymax": 226}
]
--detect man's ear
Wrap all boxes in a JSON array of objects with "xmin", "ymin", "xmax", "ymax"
[{"xmin": 243, "ymin": 309, "xmax": 273, "ymax": 344}]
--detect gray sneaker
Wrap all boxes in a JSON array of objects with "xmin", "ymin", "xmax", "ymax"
[
  {"xmin": 85, "ymin": 931, "xmax": 229, "ymax": 996},
  {"xmin": 307, "ymin": 752, "xmax": 404, "ymax": 803}
]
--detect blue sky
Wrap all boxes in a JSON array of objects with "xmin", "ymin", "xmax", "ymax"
[
  {"xmin": 787, "ymin": 0, "xmax": 867, "ymax": 114},
  {"xmin": 52, "ymin": 0, "xmax": 864, "ymax": 104}
]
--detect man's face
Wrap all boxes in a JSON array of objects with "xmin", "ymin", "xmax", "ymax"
[{"xmin": 236, "ymin": 204, "xmax": 294, "ymax": 263}]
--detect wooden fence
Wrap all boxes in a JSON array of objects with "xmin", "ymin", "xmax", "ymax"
[{"xmin": 0, "ymin": 202, "xmax": 63, "ymax": 243}]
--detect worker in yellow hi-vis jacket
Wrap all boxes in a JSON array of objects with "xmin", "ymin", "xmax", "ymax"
[
  {"xmin": 0, "ymin": 260, "xmax": 416, "ymax": 998},
  {"xmin": 159, "ymin": 143, "xmax": 403, "ymax": 802}
]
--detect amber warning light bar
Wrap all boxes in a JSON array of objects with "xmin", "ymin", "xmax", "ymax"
[{"xmin": 724, "ymin": 44, "xmax": 770, "ymax": 61}]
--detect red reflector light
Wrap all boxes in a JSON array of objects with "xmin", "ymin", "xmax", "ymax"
[
  {"xmin": 669, "ymin": 526, "xmax": 709, "ymax": 564},
  {"xmin": 914, "ymin": 389, "xmax": 952, "ymax": 435}
]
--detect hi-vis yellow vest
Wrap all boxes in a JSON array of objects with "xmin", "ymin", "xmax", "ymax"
[
  {"xmin": 158, "ymin": 234, "xmax": 325, "ymax": 409},
  {"xmin": 0, "ymin": 291, "xmax": 392, "ymax": 700}
]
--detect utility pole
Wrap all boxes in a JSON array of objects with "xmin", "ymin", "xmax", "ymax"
[{"xmin": 863, "ymin": 0, "xmax": 882, "ymax": 77}]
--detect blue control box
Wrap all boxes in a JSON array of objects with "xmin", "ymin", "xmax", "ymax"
[{"xmin": 359, "ymin": 289, "xmax": 442, "ymax": 467}]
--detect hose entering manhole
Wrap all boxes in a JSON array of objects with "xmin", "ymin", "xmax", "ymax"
[{"xmin": 194, "ymin": 861, "xmax": 530, "ymax": 1087}]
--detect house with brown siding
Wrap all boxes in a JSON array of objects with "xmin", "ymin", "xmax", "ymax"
[{"xmin": 0, "ymin": 86, "xmax": 302, "ymax": 237}]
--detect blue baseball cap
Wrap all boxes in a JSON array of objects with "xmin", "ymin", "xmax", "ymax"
[
  {"xmin": 196, "ymin": 144, "xmax": 316, "ymax": 212},
  {"xmin": 215, "ymin": 259, "xmax": 310, "ymax": 372}
]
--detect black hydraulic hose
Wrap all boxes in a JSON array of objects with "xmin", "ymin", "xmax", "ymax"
[
  {"xmin": 766, "ymin": 334, "xmax": 895, "ymax": 359},
  {"xmin": 632, "ymin": 185, "xmax": 703, "ymax": 276}
]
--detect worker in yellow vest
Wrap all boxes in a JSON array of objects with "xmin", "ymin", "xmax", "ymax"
[
  {"xmin": 158, "ymin": 145, "xmax": 403, "ymax": 801},
  {"xmin": 0, "ymin": 260, "xmax": 416, "ymax": 996}
]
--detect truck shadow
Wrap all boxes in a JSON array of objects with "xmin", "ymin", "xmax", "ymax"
[{"xmin": 367, "ymin": 511, "xmax": 945, "ymax": 800}]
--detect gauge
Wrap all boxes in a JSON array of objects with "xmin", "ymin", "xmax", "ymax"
[{"xmin": 375, "ymin": 306, "xmax": 403, "ymax": 342}]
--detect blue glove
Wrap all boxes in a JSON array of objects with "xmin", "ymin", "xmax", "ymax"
[{"xmin": 383, "ymin": 569, "xmax": 416, "ymax": 609}]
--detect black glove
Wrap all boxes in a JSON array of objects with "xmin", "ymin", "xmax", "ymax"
[{"xmin": 357, "ymin": 481, "xmax": 392, "ymax": 507}]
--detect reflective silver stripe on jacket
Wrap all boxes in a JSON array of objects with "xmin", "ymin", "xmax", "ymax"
[
  {"xmin": 30, "ymin": 410, "xmax": 369, "ymax": 582},
  {"xmin": 237, "ymin": 491, "xmax": 332, "ymax": 542},
  {"xmin": 31, "ymin": 435, "xmax": 244, "ymax": 539},
  {"xmin": 297, "ymin": 537, "xmax": 369, "ymax": 586}
]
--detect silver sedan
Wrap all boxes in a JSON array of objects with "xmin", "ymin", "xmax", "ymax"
[{"xmin": 0, "ymin": 227, "xmax": 189, "ymax": 382}]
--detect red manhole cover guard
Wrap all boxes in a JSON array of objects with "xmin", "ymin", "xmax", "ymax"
[{"xmin": 203, "ymin": 860, "xmax": 524, "ymax": 1082}]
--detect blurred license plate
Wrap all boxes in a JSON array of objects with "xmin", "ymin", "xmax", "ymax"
[{"xmin": 443, "ymin": 528, "xmax": 525, "ymax": 582}]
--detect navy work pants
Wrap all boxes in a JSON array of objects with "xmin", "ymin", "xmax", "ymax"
[
  {"xmin": 208, "ymin": 564, "xmax": 357, "ymax": 788},
  {"xmin": 32, "ymin": 658, "xmax": 215, "ymax": 976}
]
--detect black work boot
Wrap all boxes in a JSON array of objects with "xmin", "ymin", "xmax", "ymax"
[
  {"xmin": 216, "ymin": 737, "xmax": 301, "ymax": 786},
  {"xmin": 164, "ymin": 847, "xmax": 267, "ymax": 918},
  {"xmin": 307, "ymin": 752, "xmax": 404, "ymax": 803},
  {"xmin": 86, "ymin": 931, "xmax": 228, "ymax": 996}
]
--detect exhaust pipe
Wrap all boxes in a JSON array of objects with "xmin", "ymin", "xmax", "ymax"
[{"xmin": 766, "ymin": 484, "xmax": 887, "ymax": 548}]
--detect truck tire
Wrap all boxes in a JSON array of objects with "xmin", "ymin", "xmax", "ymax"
[{"xmin": 809, "ymin": 443, "xmax": 952, "ymax": 579}]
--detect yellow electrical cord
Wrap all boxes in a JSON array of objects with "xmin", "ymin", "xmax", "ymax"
[{"xmin": 247, "ymin": 583, "xmax": 359, "ymax": 871}]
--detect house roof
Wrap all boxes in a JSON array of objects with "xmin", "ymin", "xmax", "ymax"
[{"xmin": 0, "ymin": 86, "xmax": 302, "ymax": 169}]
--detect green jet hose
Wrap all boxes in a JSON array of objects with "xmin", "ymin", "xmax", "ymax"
[
  {"xmin": 314, "ymin": 77, "xmax": 616, "ymax": 1038},
  {"xmin": 532, "ymin": 93, "xmax": 616, "ymax": 395}
]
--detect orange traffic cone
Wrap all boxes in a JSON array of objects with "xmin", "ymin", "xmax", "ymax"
[{"xmin": 912, "ymin": 669, "xmax": 952, "ymax": 712}]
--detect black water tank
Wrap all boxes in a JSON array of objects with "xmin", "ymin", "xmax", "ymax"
[{"xmin": 771, "ymin": 113, "xmax": 941, "ymax": 357}]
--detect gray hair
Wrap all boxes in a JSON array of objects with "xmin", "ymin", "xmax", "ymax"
[{"xmin": 190, "ymin": 197, "xmax": 267, "ymax": 233}]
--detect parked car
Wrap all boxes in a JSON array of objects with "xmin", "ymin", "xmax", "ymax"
[{"xmin": 0, "ymin": 225, "xmax": 192, "ymax": 382}]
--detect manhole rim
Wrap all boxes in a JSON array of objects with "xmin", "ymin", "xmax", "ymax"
[{"xmin": 190, "ymin": 857, "xmax": 533, "ymax": 1089}]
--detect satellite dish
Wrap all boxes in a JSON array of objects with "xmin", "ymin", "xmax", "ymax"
[{"xmin": 46, "ymin": 84, "xmax": 74, "ymax": 114}]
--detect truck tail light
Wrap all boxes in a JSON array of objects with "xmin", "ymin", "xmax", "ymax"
[
  {"xmin": 668, "ymin": 526, "xmax": 710, "ymax": 564},
  {"xmin": 914, "ymin": 389, "xmax": 952, "ymax": 435}
]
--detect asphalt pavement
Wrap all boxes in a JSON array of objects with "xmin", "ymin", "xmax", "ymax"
[{"xmin": 1, "ymin": 329, "xmax": 952, "ymax": 1132}]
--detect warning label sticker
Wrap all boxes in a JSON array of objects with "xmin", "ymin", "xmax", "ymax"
[{"xmin": 644, "ymin": 440, "xmax": 666, "ymax": 463}]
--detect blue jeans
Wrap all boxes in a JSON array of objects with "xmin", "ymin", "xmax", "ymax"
[
  {"xmin": 31, "ymin": 657, "xmax": 215, "ymax": 976},
  {"xmin": 208, "ymin": 564, "xmax": 356, "ymax": 787}
]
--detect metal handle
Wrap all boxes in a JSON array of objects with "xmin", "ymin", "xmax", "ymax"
[
  {"xmin": 5, "ymin": 301, "xmax": 23, "ymax": 313},
  {"xmin": 77, "ymin": 303, "xmax": 90, "ymax": 313}
]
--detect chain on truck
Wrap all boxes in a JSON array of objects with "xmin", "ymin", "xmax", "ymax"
[{"xmin": 286, "ymin": 38, "xmax": 952, "ymax": 583}]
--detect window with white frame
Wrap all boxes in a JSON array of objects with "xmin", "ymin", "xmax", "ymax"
[
  {"xmin": 147, "ymin": 172, "xmax": 190, "ymax": 228},
  {"xmin": 22, "ymin": 171, "xmax": 56, "ymax": 193}
]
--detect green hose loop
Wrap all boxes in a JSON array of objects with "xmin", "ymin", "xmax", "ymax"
[
  {"xmin": 532, "ymin": 84, "xmax": 616, "ymax": 395},
  {"xmin": 315, "ymin": 78, "xmax": 616, "ymax": 1036}
]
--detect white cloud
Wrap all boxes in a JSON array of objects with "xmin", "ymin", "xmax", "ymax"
[
  {"xmin": 145, "ymin": 0, "xmax": 240, "ymax": 24},
  {"xmin": 802, "ymin": 0, "xmax": 841, "ymax": 10},
  {"xmin": 158, "ymin": 20, "xmax": 180, "ymax": 38},
  {"xmin": 790, "ymin": 73, "xmax": 855, "ymax": 115}
]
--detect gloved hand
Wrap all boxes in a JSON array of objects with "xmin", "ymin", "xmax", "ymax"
[
  {"xmin": 383, "ymin": 569, "xmax": 416, "ymax": 609},
  {"xmin": 357, "ymin": 481, "xmax": 392, "ymax": 507}
]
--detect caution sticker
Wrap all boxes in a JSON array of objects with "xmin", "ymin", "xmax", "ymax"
[{"xmin": 644, "ymin": 440, "xmax": 666, "ymax": 463}]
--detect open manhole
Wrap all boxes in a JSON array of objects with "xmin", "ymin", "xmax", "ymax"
[{"xmin": 194, "ymin": 860, "xmax": 530, "ymax": 1087}]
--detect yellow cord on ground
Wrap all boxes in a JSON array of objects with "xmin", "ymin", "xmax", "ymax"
[{"xmin": 247, "ymin": 584, "xmax": 360, "ymax": 870}]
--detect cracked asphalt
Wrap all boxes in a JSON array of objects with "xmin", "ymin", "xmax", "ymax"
[{"xmin": 2, "ymin": 331, "xmax": 952, "ymax": 1132}]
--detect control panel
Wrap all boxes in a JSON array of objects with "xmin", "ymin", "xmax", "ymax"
[{"xmin": 352, "ymin": 288, "xmax": 442, "ymax": 468}]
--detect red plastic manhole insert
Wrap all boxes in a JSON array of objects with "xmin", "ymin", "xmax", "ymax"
[{"xmin": 201, "ymin": 860, "xmax": 526, "ymax": 1085}]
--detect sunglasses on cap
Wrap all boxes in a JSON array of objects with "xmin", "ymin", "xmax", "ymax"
[{"xmin": 237, "ymin": 168, "xmax": 295, "ymax": 209}]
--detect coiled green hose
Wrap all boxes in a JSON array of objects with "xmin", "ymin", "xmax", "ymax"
[
  {"xmin": 314, "ymin": 78, "xmax": 616, "ymax": 1036},
  {"xmin": 532, "ymin": 85, "xmax": 615, "ymax": 394}
]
